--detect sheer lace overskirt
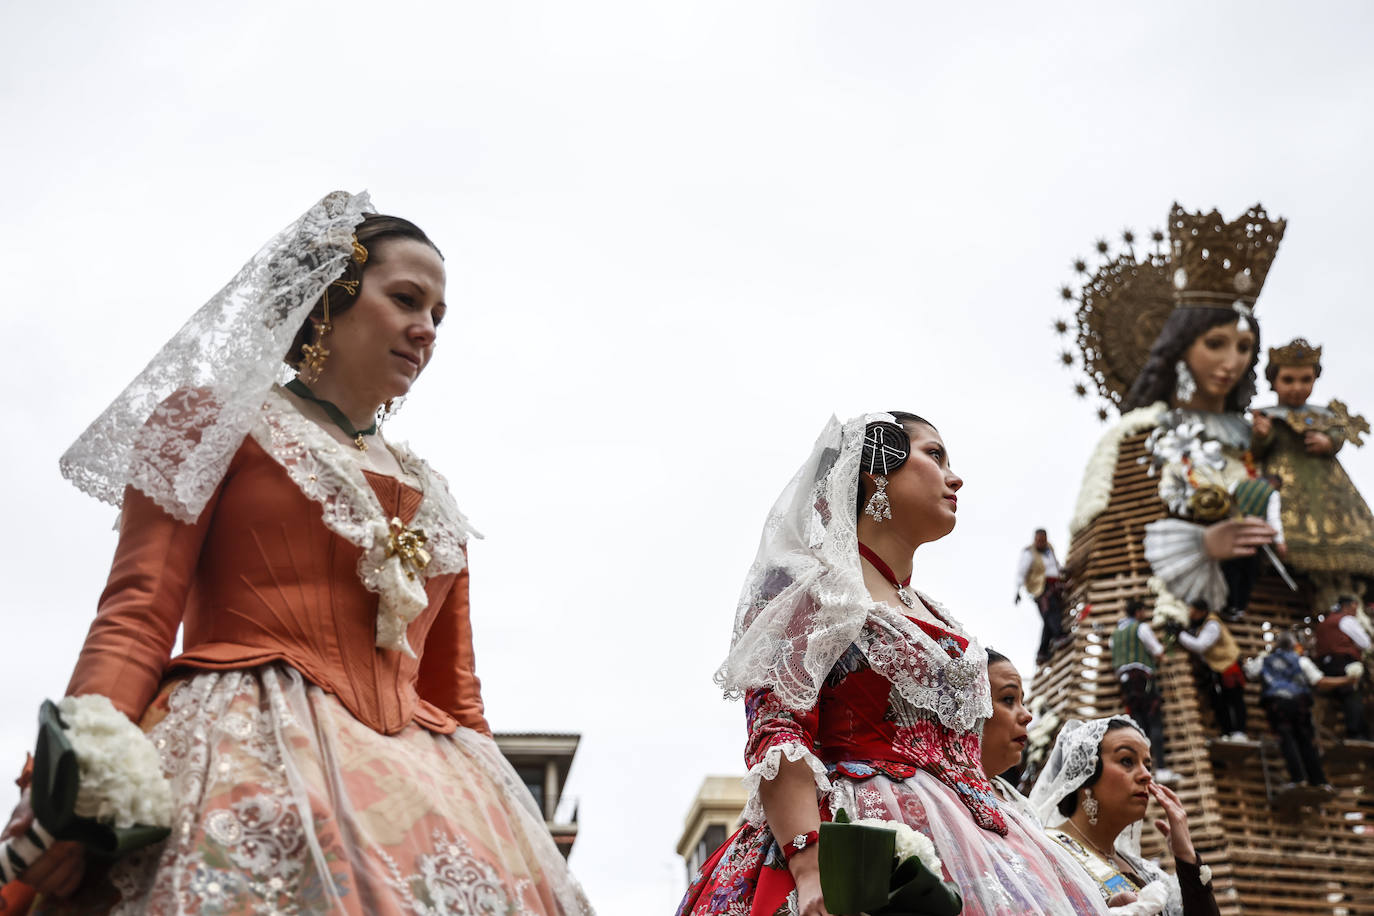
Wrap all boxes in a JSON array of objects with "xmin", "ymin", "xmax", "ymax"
[
  {"xmin": 715, "ymin": 415, "xmax": 991, "ymax": 733},
  {"xmin": 35, "ymin": 666, "xmax": 592, "ymax": 916},
  {"xmin": 59, "ymin": 191, "xmax": 374, "ymax": 524},
  {"xmin": 251, "ymin": 388, "xmax": 480, "ymax": 655},
  {"xmin": 830, "ymin": 771, "xmax": 1109, "ymax": 916}
]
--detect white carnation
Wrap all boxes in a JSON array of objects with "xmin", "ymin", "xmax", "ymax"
[
  {"xmin": 1147, "ymin": 578, "xmax": 1190, "ymax": 629},
  {"xmin": 58, "ymin": 695, "xmax": 172, "ymax": 829},
  {"xmin": 1347, "ymin": 661, "xmax": 1364, "ymax": 680},
  {"xmin": 849, "ymin": 818, "xmax": 942, "ymax": 877}
]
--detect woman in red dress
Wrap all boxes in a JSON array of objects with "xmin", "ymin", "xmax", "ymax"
[{"xmin": 676, "ymin": 412, "xmax": 1108, "ymax": 916}]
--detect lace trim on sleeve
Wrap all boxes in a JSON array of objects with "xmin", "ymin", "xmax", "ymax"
[
  {"xmin": 251, "ymin": 389, "xmax": 481, "ymax": 656},
  {"xmin": 740, "ymin": 741, "xmax": 831, "ymax": 829}
]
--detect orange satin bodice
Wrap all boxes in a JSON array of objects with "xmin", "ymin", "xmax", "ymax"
[{"xmin": 65, "ymin": 436, "xmax": 489, "ymax": 736}]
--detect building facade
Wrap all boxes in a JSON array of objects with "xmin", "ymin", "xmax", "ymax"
[{"xmin": 495, "ymin": 732, "xmax": 582, "ymax": 859}]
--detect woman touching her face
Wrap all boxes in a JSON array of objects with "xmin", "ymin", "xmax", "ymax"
[{"xmin": 1030, "ymin": 717, "xmax": 1219, "ymax": 916}]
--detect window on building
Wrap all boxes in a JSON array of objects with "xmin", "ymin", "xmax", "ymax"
[
  {"xmin": 516, "ymin": 765, "xmax": 545, "ymax": 814},
  {"xmin": 687, "ymin": 823, "xmax": 729, "ymax": 879}
]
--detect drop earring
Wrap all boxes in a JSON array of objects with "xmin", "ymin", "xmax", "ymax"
[
  {"xmin": 298, "ymin": 290, "xmax": 332, "ymax": 384},
  {"xmin": 1082, "ymin": 787, "xmax": 1099, "ymax": 826},
  {"xmin": 864, "ymin": 475, "xmax": 892, "ymax": 522},
  {"xmin": 1174, "ymin": 359, "xmax": 1197, "ymax": 404}
]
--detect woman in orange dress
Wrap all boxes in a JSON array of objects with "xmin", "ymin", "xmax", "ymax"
[{"xmin": 3, "ymin": 192, "xmax": 591, "ymax": 915}]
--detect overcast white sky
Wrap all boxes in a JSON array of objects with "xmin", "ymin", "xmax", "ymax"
[{"xmin": 4, "ymin": 2, "xmax": 1374, "ymax": 913}]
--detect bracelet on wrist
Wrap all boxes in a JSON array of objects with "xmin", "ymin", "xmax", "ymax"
[{"xmin": 783, "ymin": 830, "xmax": 819, "ymax": 861}]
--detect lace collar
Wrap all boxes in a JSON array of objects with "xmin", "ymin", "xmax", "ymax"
[
  {"xmin": 251, "ymin": 387, "xmax": 480, "ymax": 656},
  {"xmin": 859, "ymin": 588, "xmax": 990, "ymax": 733}
]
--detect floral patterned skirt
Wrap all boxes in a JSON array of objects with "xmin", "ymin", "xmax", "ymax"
[
  {"xmin": 35, "ymin": 664, "xmax": 591, "ymax": 916},
  {"xmin": 675, "ymin": 769, "xmax": 1108, "ymax": 916}
]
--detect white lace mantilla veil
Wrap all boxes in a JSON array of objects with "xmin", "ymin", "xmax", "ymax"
[
  {"xmin": 1029, "ymin": 716, "xmax": 1185, "ymax": 916},
  {"xmin": 714, "ymin": 413, "xmax": 991, "ymax": 734},
  {"xmin": 59, "ymin": 190, "xmax": 375, "ymax": 524},
  {"xmin": 55, "ymin": 191, "xmax": 482, "ymax": 655}
]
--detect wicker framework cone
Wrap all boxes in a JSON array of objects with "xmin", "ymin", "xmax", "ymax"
[{"xmin": 1026, "ymin": 430, "xmax": 1374, "ymax": 915}]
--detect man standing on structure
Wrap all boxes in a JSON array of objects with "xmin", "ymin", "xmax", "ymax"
[
  {"xmin": 1016, "ymin": 528, "xmax": 1072, "ymax": 664},
  {"xmin": 1111, "ymin": 598, "xmax": 1179, "ymax": 784},
  {"xmin": 1245, "ymin": 630, "xmax": 1355, "ymax": 790},
  {"xmin": 1314, "ymin": 596, "xmax": 1371, "ymax": 741},
  {"xmin": 1179, "ymin": 600, "xmax": 1249, "ymax": 742}
]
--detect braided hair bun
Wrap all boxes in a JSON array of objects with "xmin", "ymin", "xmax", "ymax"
[
  {"xmin": 855, "ymin": 412, "xmax": 936, "ymax": 518},
  {"xmin": 862, "ymin": 419, "xmax": 911, "ymax": 475}
]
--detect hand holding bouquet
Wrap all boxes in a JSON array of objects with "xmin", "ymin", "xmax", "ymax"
[
  {"xmin": 0, "ymin": 696, "xmax": 172, "ymax": 885},
  {"xmin": 819, "ymin": 808, "xmax": 961, "ymax": 915}
]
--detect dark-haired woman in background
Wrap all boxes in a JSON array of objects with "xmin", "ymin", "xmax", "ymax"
[
  {"xmin": 980, "ymin": 651, "xmax": 1039, "ymax": 825},
  {"xmin": 676, "ymin": 413, "xmax": 1107, "ymax": 916},
  {"xmin": 3, "ymin": 193, "xmax": 591, "ymax": 914},
  {"xmin": 1029, "ymin": 717, "xmax": 1218, "ymax": 916}
]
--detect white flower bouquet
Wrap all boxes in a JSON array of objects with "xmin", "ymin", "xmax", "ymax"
[
  {"xmin": 0, "ymin": 696, "xmax": 172, "ymax": 883},
  {"xmin": 819, "ymin": 808, "xmax": 962, "ymax": 915}
]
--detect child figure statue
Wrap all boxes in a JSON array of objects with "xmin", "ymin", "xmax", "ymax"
[{"xmin": 1252, "ymin": 338, "xmax": 1374, "ymax": 599}]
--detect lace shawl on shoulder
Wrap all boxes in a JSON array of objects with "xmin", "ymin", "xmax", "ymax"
[{"xmin": 59, "ymin": 191, "xmax": 374, "ymax": 523}]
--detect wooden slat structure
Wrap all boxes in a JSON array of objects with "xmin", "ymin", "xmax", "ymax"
[{"xmin": 1028, "ymin": 431, "xmax": 1374, "ymax": 914}]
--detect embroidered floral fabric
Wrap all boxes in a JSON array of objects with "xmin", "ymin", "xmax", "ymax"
[
  {"xmin": 741, "ymin": 620, "xmax": 1006, "ymax": 835},
  {"xmin": 678, "ymin": 620, "xmax": 1109, "ymax": 916},
  {"xmin": 34, "ymin": 666, "xmax": 591, "ymax": 916}
]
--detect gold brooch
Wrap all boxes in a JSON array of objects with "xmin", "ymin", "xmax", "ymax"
[
  {"xmin": 1188, "ymin": 484, "xmax": 1233, "ymax": 523},
  {"xmin": 386, "ymin": 517, "xmax": 431, "ymax": 580}
]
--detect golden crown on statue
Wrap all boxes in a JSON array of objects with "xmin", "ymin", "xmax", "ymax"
[
  {"xmin": 1268, "ymin": 337, "xmax": 1323, "ymax": 368},
  {"xmin": 1169, "ymin": 202, "xmax": 1286, "ymax": 306}
]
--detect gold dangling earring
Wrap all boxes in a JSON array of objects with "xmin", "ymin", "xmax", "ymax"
[{"xmin": 298, "ymin": 288, "xmax": 333, "ymax": 383}]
